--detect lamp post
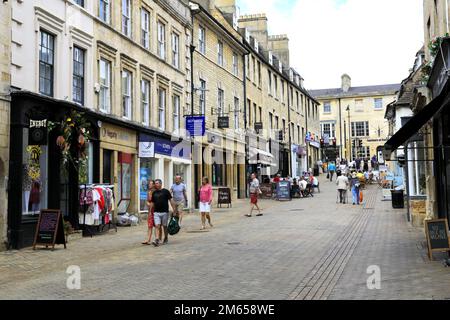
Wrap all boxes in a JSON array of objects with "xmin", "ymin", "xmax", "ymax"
[{"xmin": 346, "ymin": 105, "xmax": 351, "ymax": 161}]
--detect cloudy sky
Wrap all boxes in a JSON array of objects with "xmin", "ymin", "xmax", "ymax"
[{"xmin": 236, "ymin": 0, "xmax": 424, "ymax": 90}]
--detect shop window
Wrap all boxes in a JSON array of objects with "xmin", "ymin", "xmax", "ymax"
[
  {"xmin": 118, "ymin": 153, "xmax": 132, "ymax": 202},
  {"xmin": 103, "ymin": 149, "xmax": 112, "ymax": 184},
  {"xmin": 409, "ymin": 141, "xmax": 427, "ymax": 196},
  {"xmin": 139, "ymin": 159, "xmax": 155, "ymax": 212},
  {"xmin": 22, "ymin": 129, "xmax": 48, "ymax": 216},
  {"xmin": 212, "ymin": 150, "xmax": 226, "ymax": 186}
]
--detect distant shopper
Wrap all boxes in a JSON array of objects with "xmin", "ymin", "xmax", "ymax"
[
  {"xmin": 328, "ymin": 162, "xmax": 336, "ymax": 181},
  {"xmin": 142, "ymin": 179, "xmax": 156, "ymax": 245},
  {"xmin": 149, "ymin": 179, "xmax": 176, "ymax": 247},
  {"xmin": 199, "ymin": 177, "xmax": 213, "ymax": 230},
  {"xmin": 350, "ymin": 172, "xmax": 361, "ymax": 205},
  {"xmin": 273, "ymin": 173, "xmax": 281, "ymax": 183},
  {"xmin": 171, "ymin": 175, "xmax": 188, "ymax": 227},
  {"xmin": 336, "ymin": 173, "xmax": 349, "ymax": 204},
  {"xmin": 247, "ymin": 173, "xmax": 262, "ymax": 217}
]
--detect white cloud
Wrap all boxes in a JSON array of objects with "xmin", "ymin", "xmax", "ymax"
[{"xmin": 237, "ymin": 0, "xmax": 424, "ymax": 90}]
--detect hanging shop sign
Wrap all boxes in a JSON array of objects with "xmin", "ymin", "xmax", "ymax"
[
  {"xmin": 29, "ymin": 119, "xmax": 48, "ymax": 145},
  {"xmin": 254, "ymin": 122, "xmax": 263, "ymax": 131},
  {"xmin": 33, "ymin": 209, "xmax": 67, "ymax": 251},
  {"xmin": 309, "ymin": 141, "xmax": 321, "ymax": 149},
  {"xmin": 218, "ymin": 116, "xmax": 230, "ymax": 129},
  {"xmin": 186, "ymin": 116, "xmax": 206, "ymax": 137}
]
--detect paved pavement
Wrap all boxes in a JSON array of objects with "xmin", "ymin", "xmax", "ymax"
[{"xmin": 1, "ymin": 177, "xmax": 450, "ymax": 300}]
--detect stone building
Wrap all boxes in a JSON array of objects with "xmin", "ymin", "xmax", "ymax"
[
  {"xmin": 6, "ymin": 0, "xmax": 192, "ymax": 249},
  {"xmin": 311, "ymin": 75, "xmax": 399, "ymax": 164},
  {"xmin": 0, "ymin": 0, "xmax": 11, "ymax": 251},
  {"xmin": 237, "ymin": 12, "xmax": 320, "ymax": 179}
]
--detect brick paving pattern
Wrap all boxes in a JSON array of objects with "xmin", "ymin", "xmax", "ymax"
[{"xmin": 0, "ymin": 177, "xmax": 450, "ymax": 300}]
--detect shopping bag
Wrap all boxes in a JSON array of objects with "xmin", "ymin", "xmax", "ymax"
[
  {"xmin": 168, "ymin": 216, "xmax": 180, "ymax": 235},
  {"xmin": 360, "ymin": 191, "xmax": 363, "ymax": 203}
]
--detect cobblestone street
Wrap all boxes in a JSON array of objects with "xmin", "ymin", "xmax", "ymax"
[{"xmin": 1, "ymin": 177, "xmax": 450, "ymax": 300}]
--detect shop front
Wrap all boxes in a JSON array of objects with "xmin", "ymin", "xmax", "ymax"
[
  {"xmin": 100, "ymin": 123, "xmax": 138, "ymax": 215},
  {"xmin": 291, "ymin": 144, "xmax": 307, "ymax": 178},
  {"xmin": 8, "ymin": 91, "xmax": 100, "ymax": 249},
  {"xmin": 139, "ymin": 134, "xmax": 192, "ymax": 211}
]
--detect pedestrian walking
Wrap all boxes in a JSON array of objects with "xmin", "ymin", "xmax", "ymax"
[
  {"xmin": 328, "ymin": 162, "xmax": 336, "ymax": 181},
  {"xmin": 148, "ymin": 179, "xmax": 176, "ymax": 247},
  {"xmin": 199, "ymin": 177, "xmax": 213, "ymax": 230},
  {"xmin": 363, "ymin": 158, "xmax": 369, "ymax": 172},
  {"xmin": 350, "ymin": 172, "xmax": 361, "ymax": 205},
  {"xmin": 142, "ymin": 179, "xmax": 156, "ymax": 245},
  {"xmin": 170, "ymin": 175, "xmax": 188, "ymax": 227},
  {"xmin": 336, "ymin": 172, "xmax": 349, "ymax": 204},
  {"xmin": 247, "ymin": 173, "xmax": 263, "ymax": 217}
]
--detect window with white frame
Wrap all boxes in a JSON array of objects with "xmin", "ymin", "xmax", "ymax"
[
  {"xmin": 172, "ymin": 33, "xmax": 180, "ymax": 69},
  {"xmin": 321, "ymin": 122, "xmax": 336, "ymax": 138},
  {"xmin": 122, "ymin": 70, "xmax": 132, "ymax": 119},
  {"xmin": 73, "ymin": 46, "xmax": 85, "ymax": 105},
  {"xmin": 141, "ymin": 8, "xmax": 150, "ymax": 49},
  {"xmin": 217, "ymin": 88, "xmax": 224, "ymax": 116},
  {"xmin": 296, "ymin": 91, "xmax": 300, "ymax": 111},
  {"xmin": 199, "ymin": 26, "xmax": 206, "ymax": 54},
  {"xmin": 252, "ymin": 56, "xmax": 256, "ymax": 82},
  {"xmin": 323, "ymin": 101, "xmax": 331, "ymax": 113},
  {"xmin": 351, "ymin": 121, "xmax": 369, "ymax": 137},
  {"xmin": 99, "ymin": 0, "xmax": 110, "ymax": 23},
  {"xmin": 352, "ymin": 146, "xmax": 371, "ymax": 161},
  {"xmin": 281, "ymin": 81, "xmax": 285, "ymax": 103},
  {"xmin": 39, "ymin": 30, "xmax": 55, "ymax": 97},
  {"xmin": 158, "ymin": 88, "xmax": 166, "ymax": 130},
  {"xmin": 232, "ymin": 53, "xmax": 238, "ymax": 76},
  {"xmin": 217, "ymin": 40, "xmax": 224, "ymax": 66},
  {"xmin": 122, "ymin": 0, "xmax": 131, "ymax": 37},
  {"xmin": 268, "ymin": 70, "xmax": 272, "ymax": 95},
  {"xmin": 157, "ymin": 21, "xmax": 166, "ymax": 59},
  {"xmin": 173, "ymin": 94, "xmax": 180, "ymax": 134},
  {"xmin": 74, "ymin": 0, "xmax": 84, "ymax": 7},
  {"xmin": 374, "ymin": 98, "xmax": 383, "ymax": 110},
  {"xmin": 234, "ymin": 97, "xmax": 239, "ymax": 129},
  {"xmin": 274, "ymin": 75, "xmax": 278, "ymax": 99},
  {"xmin": 99, "ymin": 58, "xmax": 111, "ymax": 113},
  {"xmin": 199, "ymin": 79, "xmax": 206, "ymax": 115},
  {"xmin": 141, "ymin": 79, "xmax": 150, "ymax": 125}
]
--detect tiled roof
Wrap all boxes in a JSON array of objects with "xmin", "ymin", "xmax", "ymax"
[{"xmin": 309, "ymin": 84, "xmax": 400, "ymax": 99}]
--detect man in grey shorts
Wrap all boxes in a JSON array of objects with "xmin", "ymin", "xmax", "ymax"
[
  {"xmin": 171, "ymin": 175, "xmax": 188, "ymax": 227},
  {"xmin": 148, "ymin": 179, "xmax": 176, "ymax": 247}
]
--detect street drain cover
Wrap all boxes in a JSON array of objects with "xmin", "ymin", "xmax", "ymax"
[
  {"xmin": 290, "ymin": 209, "xmax": 304, "ymax": 212},
  {"xmin": 227, "ymin": 242, "xmax": 241, "ymax": 245}
]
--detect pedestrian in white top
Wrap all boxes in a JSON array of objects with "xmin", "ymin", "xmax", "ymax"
[{"xmin": 336, "ymin": 172, "xmax": 349, "ymax": 204}]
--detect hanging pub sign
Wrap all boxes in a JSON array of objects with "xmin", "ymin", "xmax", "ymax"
[
  {"xmin": 218, "ymin": 116, "xmax": 229, "ymax": 129},
  {"xmin": 29, "ymin": 119, "xmax": 48, "ymax": 145},
  {"xmin": 254, "ymin": 122, "xmax": 263, "ymax": 131}
]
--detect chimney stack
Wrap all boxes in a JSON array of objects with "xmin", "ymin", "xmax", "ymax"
[
  {"xmin": 238, "ymin": 14, "xmax": 268, "ymax": 48},
  {"xmin": 268, "ymin": 35, "xmax": 289, "ymax": 68},
  {"xmin": 341, "ymin": 74, "xmax": 351, "ymax": 93}
]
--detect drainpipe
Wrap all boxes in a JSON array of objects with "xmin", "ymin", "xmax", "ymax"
[
  {"xmin": 243, "ymin": 53, "xmax": 248, "ymax": 198},
  {"xmin": 339, "ymin": 98, "xmax": 343, "ymax": 158},
  {"xmin": 447, "ymin": 0, "xmax": 449, "ymax": 34}
]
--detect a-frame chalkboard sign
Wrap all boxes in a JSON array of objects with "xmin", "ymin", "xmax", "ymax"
[
  {"xmin": 425, "ymin": 219, "xmax": 450, "ymax": 261},
  {"xmin": 33, "ymin": 209, "xmax": 67, "ymax": 251}
]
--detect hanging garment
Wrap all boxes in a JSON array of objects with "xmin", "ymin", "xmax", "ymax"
[
  {"xmin": 94, "ymin": 187, "xmax": 106, "ymax": 212},
  {"xmin": 79, "ymin": 188, "xmax": 94, "ymax": 206},
  {"xmin": 92, "ymin": 189, "xmax": 101, "ymax": 220}
]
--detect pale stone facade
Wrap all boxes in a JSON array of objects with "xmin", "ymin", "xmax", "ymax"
[
  {"xmin": 0, "ymin": 1, "xmax": 11, "ymax": 251},
  {"xmin": 311, "ymin": 75, "xmax": 399, "ymax": 163}
]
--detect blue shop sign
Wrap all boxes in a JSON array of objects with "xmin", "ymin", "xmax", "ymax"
[
  {"xmin": 186, "ymin": 116, "xmax": 206, "ymax": 137},
  {"xmin": 139, "ymin": 134, "xmax": 191, "ymax": 160}
]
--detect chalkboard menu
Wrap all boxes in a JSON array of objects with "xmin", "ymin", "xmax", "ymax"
[
  {"xmin": 259, "ymin": 183, "xmax": 273, "ymax": 199},
  {"xmin": 33, "ymin": 210, "xmax": 67, "ymax": 251},
  {"xmin": 425, "ymin": 219, "xmax": 450, "ymax": 260},
  {"xmin": 217, "ymin": 188, "xmax": 232, "ymax": 208},
  {"xmin": 277, "ymin": 181, "xmax": 291, "ymax": 201}
]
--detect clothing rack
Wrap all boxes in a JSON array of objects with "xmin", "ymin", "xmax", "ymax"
[{"xmin": 79, "ymin": 184, "xmax": 117, "ymax": 237}]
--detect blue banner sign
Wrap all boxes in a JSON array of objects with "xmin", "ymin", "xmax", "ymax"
[{"xmin": 186, "ymin": 116, "xmax": 206, "ymax": 137}]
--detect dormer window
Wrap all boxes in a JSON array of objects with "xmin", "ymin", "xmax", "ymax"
[
  {"xmin": 254, "ymin": 40, "xmax": 259, "ymax": 52},
  {"xmin": 279, "ymin": 61, "xmax": 282, "ymax": 73},
  {"xmin": 245, "ymin": 29, "xmax": 250, "ymax": 43},
  {"xmin": 269, "ymin": 51, "xmax": 273, "ymax": 65}
]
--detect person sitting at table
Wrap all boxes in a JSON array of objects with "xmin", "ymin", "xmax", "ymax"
[
  {"xmin": 291, "ymin": 179, "xmax": 301, "ymax": 198},
  {"xmin": 299, "ymin": 177, "xmax": 308, "ymax": 197}
]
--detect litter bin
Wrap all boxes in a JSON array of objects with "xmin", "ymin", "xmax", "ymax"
[
  {"xmin": 313, "ymin": 166, "xmax": 320, "ymax": 176},
  {"xmin": 391, "ymin": 190, "xmax": 404, "ymax": 209}
]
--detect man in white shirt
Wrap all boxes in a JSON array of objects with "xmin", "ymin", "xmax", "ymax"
[
  {"xmin": 336, "ymin": 173, "xmax": 349, "ymax": 204},
  {"xmin": 299, "ymin": 177, "xmax": 308, "ymax": 197}
]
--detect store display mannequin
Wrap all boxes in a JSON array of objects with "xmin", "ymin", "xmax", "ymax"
[{"xmin": 23, "ymin": 164, "xmax": 32, "ymax": 214}]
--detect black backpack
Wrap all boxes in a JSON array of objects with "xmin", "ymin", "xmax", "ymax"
[{"xmin": 168, "ymin": 216, "xmax": 180, "ymax": 235}]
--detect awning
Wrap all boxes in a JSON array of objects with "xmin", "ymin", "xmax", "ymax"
[
  {"xmin": 383, "ymin": 83, "xmax": 450, "ymax": 159},
  {"xmin": 249, "ymin": 147, "xmax": 275, "ymax": 166}
]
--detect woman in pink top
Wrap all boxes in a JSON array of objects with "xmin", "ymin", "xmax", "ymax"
[{"xmin": 199, "ymin": 177, "xmax": 213, "ymax": 230}]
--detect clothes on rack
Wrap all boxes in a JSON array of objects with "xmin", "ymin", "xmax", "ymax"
[{"xmin": 79, "ymin": 185, "xmax": 115, "ymax": 226}]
